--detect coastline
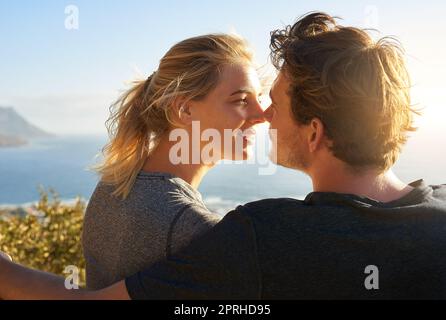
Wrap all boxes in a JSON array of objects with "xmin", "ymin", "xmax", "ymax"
[
  {"xmin": 0, "ymin": 134, "xmax": 28, "ymax": 148},
  {"xmin": 0, "ymin": 197, "xmax": 88, "ymax": 219},
  {"xmin": 0, "ymin": 195, "xmax": 244, "ymax": 217}
]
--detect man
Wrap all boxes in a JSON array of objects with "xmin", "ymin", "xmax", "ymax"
[{"xmin": 1, "ymin": 12, "xmax": 446, "ymax": 300}]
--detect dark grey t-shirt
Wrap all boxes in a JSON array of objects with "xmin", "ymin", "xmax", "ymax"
[
  {"xmin": 126, "ymin": 180, "xmax": 446, "ymax": 299},
  {"xmin": 82, "ymin": 172, "xmax": 221, "ymax": 290}
]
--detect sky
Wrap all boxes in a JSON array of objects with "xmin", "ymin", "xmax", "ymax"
[{"xmin": 0, "ymin": 0, "xmax": 445, "ymax": 138}]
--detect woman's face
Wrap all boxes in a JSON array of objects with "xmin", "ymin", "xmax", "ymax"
[{"xmin": 188, "ymin": 63, "xmax": 265, "ymax": 162}]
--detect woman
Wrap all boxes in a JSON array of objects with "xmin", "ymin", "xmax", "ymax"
[{"xmin": 82, "ymin": 34, "xmax": 265, "ymax": 289}]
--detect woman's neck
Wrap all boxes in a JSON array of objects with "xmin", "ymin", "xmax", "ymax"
[{"xmin": 141, "ymin": 136, "xmax": 214, "ymax": 190}]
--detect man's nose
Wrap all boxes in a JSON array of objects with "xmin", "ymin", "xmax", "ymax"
[{"xmin": 263, "ymin": 105, "xmax": 273, "ymax": 123}]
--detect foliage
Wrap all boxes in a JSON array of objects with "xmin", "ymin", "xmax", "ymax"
[{"xmin": 0, "ymin": 188, "xmax": 86, "ymax": 286}]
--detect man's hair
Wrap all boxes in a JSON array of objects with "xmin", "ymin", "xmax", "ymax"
[{"xmin": 270, "ymin": 12, "xmax": 418, "ymax": 172}]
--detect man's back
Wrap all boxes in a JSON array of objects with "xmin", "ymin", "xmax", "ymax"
[
  {"xmin": 244, "ymin": 180, "xmax": 446, "ymax": 299},
  {"xmin": 125, "ymin": 180, "xmax": 446, "ymax": 299}
]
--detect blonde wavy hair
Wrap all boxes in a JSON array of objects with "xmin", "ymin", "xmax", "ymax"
[{"xmin": 95, "ymin": 34, "xmax": 253, "ymax": 199}]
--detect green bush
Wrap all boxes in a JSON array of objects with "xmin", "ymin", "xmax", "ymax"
[{"xmin": 0, "ymin": 188, "xmax": 86, "ymax": 286}]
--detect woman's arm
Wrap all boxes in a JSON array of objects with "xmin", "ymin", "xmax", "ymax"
[{"xmin": 0, "ymin": 253, "xmax": 130, "ymax": 300}]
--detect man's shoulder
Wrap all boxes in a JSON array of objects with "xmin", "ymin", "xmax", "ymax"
[
  {"xmin": 235, "ymin": 197, "xmax": 308, "ymax": 218},
  {"xmin": 243, "ymin": 197, "xmax": 305, "ymax": 208}
]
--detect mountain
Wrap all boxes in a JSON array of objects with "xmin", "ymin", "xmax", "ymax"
[{"xmin": 0, "ymin": 106, "xmax": 52, "ymax": 147}]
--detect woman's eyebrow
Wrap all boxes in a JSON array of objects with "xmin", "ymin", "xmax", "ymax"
[
  {"xmin": 229, "ymin": 89, "xmax": 252, "ymax": 96},
  {"xmin": 230, "ymin": 88, "xmax": 263, "ymax": 97}
]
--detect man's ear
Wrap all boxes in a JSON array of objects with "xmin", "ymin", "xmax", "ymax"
[
  {"xmin": 172, "ymin": 97, "xmax": 193, "ymax": 126},
  {"xmin": 308, "ymin": 118, "xmax": 325, "ymax": 153}
]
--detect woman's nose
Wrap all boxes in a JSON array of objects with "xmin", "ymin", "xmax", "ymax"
[{"xmin": 248, "ymin": 99, "xmax": 267, "ymax": 125}]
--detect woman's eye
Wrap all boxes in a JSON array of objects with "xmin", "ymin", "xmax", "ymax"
[{"xmin": 235, "ymin": 98, "xmax": 248, "ymax": 106}]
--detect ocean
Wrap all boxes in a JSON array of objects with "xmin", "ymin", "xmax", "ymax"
[{"xmin": 0, "ymin": 134, "xmax": 444, "ymax": 215}]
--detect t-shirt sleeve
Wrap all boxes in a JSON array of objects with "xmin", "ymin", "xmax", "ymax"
[
  {"xmin": 125, "ymin": 207, "xmax": 261, "ymax": 300},
  {"xmin": 168, "ymin": 204, "xmax": 222, "ymax": 256}
]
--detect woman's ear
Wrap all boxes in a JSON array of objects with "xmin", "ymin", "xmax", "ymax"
[{"xmin": 172, "ymin": 97, "xmax": 193, "ymax": 126}]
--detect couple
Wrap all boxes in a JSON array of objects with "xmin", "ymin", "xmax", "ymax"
[{"xmin": 1, "ymin": 12, "xmax": 446, "ymax": 300}]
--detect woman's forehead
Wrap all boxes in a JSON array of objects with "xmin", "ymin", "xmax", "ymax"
[{"xmin": 216, "ymin": 64, "xmax": 262, "ymax": 95}]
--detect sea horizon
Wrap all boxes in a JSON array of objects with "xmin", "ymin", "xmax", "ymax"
[{"xmin": 1, "ymin": 132, "xmax": 444, "ymax": 215}]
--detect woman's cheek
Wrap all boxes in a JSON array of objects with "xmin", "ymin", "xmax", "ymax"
[
  {"xmin": 227, "ymin": 108, "xmax": 247, "ymax": 130},
  {"xmin": 214, "ymin": 105, "xmax": 247, "ymax": 133}
]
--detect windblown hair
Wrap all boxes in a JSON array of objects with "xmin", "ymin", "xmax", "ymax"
[
  {"xmin": 95, "ymin": 34, "xmax": 253, "ymax": 199},
  {"xmin": 270, "ymin": 12, "xmax": 418, "ymax": 172}
]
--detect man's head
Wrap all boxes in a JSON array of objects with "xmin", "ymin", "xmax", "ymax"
[{"xmin": 264, "ymin": 12, "xmax": 417, "ymax": 175}]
